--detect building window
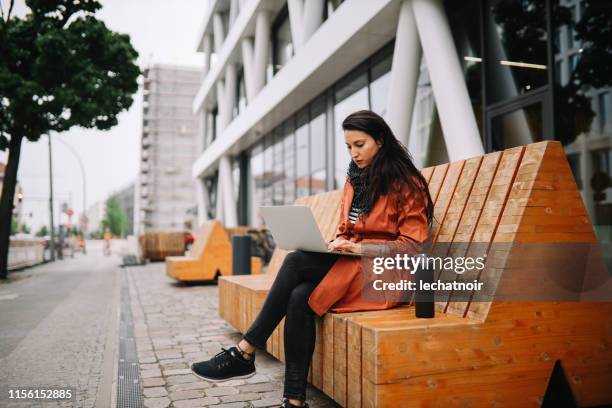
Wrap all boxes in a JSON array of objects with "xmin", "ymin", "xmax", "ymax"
[
  {"xmin": 334, "ymin": 70, "xmax": 369, "ymax": 189},
  {"xmin": 272, "ymin": 5, "xmax": 293, "ymax": 75},
  {"xmin": 566, "ymin": 153, "xmax": 582, "ymax": 189},
  {"xmin": 272, "ymin": 129, "xmax": 285, "ymax": 204},
  {"xmin": 599, "ymin": 92, "xmax": 611, "ymax": 134},
  {"xmin": 283, "ymin": 121, "xmax": 296, "ymax": 203},
  {"xmin": 211, "ymin": 105, "xmax": 219, "ymax": 142},
  {"xmin": 485, "ymin": 0, "xmax": 548, "ymax": 104},
  {"xmin": 295, "ymin": 109, "xmax": 310, "ymax": 197},
  {"xmin": 369, "ymin": 50, "xmax": 393, "ymax": 116},
  {"xmin": 310, "ymin": 98, "xmax": 327, "ymax": 195},
  {"xmin": 235, "ymin": 67, "xmax": 247, "ymax": 117},
  {"xmin": 324, "ymin": 0, "xmax": 344, "ymax": 20}
]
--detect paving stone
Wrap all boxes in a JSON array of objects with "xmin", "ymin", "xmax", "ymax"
[
  {"xmin": 238, "ymin": 383, "xmax": 281, "ymax": 393},
  {"xmin": 143, "ymin": 396, "xmax": 171, "ymax": 408},
  {"xmin": 220, "ymin": 392, "xmax": 261, "ymax": 403},
  {"xmin": 143, "ymin": 386, "xmax": 168, "ymax": 398},
  {"xmin": 205, "ymin": 386, "xmax": 240, "ymax": 397},
  {"xmin": 169, "ymin": 389, "xmax": 205, "ymax": 400},
  {"xmin": 251, "ymin": 397, "xmax": 283, "ymax": 407},
  {"xmin": 169, "ymin": 381, "xmax": 214, "ymax": 392},
  {"xmin": 165, "ymin": 374, "xmax": 199, "ymax": 385},
  {"xmin": 163, "ymin": 368, "xmax": 192, "ymax": 376},
  {"xmin": 141, "ymin": 368, "xmax": 162, "ymax": 378},
  {"xmin": 142, "ymin": 377, "xmax": 166, "ymax": 388},
  {"xmin": 173, "ymin": 397, "xmax": 221, "ymax": 408},
  {"xmin": 208, "ymin": 403, "xmax": 249, "ymax": 408},
  {"xmin": 245, "ymin": 374, "xmax": 269, "ymax": 384}
]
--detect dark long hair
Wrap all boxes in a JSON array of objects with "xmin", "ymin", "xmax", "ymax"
[{"xmin": 342, "ymin": 110, "xmax": 435, "ymax": 227}]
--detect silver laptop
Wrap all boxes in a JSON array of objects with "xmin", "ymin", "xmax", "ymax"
[{"xmin": 259, "ymin": 205, "xmax": 361, "ymax": 256}]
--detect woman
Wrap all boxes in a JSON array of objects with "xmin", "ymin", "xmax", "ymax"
[{"xmin": 190, "ymin": 110, "xmax": 434, "ymax": 408}]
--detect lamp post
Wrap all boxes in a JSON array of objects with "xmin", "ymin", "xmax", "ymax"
[
  {"xmin": 54, "ymin": 136, "xmax": 88, "ymax": 254},
  {"xmin": 47, "ymin": 135, "xmax": 56, "ymax": 262}
]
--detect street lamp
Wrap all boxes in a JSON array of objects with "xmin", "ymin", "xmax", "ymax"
[{"xmin": 53, "ymin": 136, "xmax": 88, "ymax": 254}]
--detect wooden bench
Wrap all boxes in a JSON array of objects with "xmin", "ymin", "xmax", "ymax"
[
  {"xmin": 139, "ymin": 231, "xmax": 185, "ymax": 261},
  {"xmin": 166, "ymin": 220, "xmax": 262, "ymax": 281},
  {"xmin": 218, "ymin": 140, "xmax": 612, "ymax": 407}
]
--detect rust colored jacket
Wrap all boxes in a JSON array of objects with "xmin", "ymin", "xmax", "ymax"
[{"xmin": 307, "ymin": 177, "xmax": 431, "ymax": 317}]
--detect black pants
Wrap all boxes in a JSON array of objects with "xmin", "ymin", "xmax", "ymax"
[{"xmin": 243, "ymin": 250, "xmax": 339, "ymax": 401}]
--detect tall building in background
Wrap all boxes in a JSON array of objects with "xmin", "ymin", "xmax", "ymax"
[
  {"xmin": 136, "ymin": 64, "xmax": 202, "ymax": 234},
  {"xmin": 116, "ymin": 183, "xmax": 135, "ymax": 235},
  {"xmin": 191, "ymin": 0, "xmax": 611, "ymax": 243}
]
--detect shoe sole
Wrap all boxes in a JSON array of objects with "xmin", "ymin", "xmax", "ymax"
[{"xmin": 189, "ymin": 363, "xmax": 256, "ymax": 383}]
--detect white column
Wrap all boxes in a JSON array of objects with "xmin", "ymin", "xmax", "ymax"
[
  {"xmin": 287, "ymin": 0, "xmax": 304, "ymax": 51},
  {"xmin": 253, "ymin": 11, "xmax": 271, "ymax": 95},
  {"xmin": 288, "ymin": 0, "xmax": 324, "ymax": 52},
  {"xmin": 241, "ymin": 38, "xmax": 256, "ymax": 101},
  {"xmin": 213, "ymin": 12, "xmax": 225, "ymax": 53},
  {"xmin": 302, "ymin": 1, "xmax": 325, "ymax": 45},
  {"xmin": 215, "ymin": 175, "xmax": 225, "ymax": 221},
  {"xmin": 216, "ymin": 81, "xmax": 227, "ymax": 131},
  {"xmin": 219, "ymin": 155, "xmax": 238, "ymax": 227},
  {"xmin": 411, "ymin": 0, "xmax": 484, "ymax": 161},
  {"xmin": 222, "ymin": 64, "xmax": 237, "ymax": 129},
  {"xmin": 196, "ymin": 177, "xmax": 209, "ymax": 226},
  {"xmin": 203, "ymin": 35, "xmax": 213, "ymax": 77},
  {"xmin": 229, "ymin": 0, "xmax": 239, "ymax": 25},
  {"xmin": 386, "ymin": 0, "xmax": 422, "ymax": 150}
]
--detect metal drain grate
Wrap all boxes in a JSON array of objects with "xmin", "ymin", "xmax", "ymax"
[{"xmin": 117, "ymin": 270, "xmax": 144, "ymax": 408}]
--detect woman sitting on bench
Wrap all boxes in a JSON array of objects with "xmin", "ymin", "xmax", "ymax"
[{"xmin": 190, "ymin": 110, "xmax": 434, "ymax": 408}]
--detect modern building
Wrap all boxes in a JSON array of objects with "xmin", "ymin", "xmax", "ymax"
[
  {"xmin": 116, "ymin": 183, "xmax": 135, "ymax": 236},
  {"xmin": 136, "ymin": 64, "xmax": 202, "ymax": 234},
  {"xmin": 85, "ymin": 200, "xmax": 105, "ymax": 236},
  {"xmin": 192, "ymin": 0, "xmax": 611, "ymax": 242}
]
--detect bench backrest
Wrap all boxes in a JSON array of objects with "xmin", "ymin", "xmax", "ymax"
[
  {"xmin": 426, "ymin": 140, "xmax": 596, "ymax": 321},
  {"xmin": 264, "ymin": 141, "xmax": 595, "ymax": 322}
]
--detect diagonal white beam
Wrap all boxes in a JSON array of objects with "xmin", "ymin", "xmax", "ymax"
[{"xmin": 411, "ymin": 0, "xmax": 484, "ymax": 161}]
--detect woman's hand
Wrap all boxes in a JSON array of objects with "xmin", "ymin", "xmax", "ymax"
[{"xmin": 327, "ymin": 238, "xmax": 362, "ymax": 254}]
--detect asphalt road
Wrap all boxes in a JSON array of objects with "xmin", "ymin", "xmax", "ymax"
[{"xmin": 0, "ymin": 241, "xmax": 121, "ymax": 407}]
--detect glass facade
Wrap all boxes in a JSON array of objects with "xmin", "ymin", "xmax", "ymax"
[
  {"xmin": 272, "ymin": 6, "xmax": 293, "ymax": 75},
  {"xmin": 209, "ymin": 0, "xmax": 610, "ymax": 242},
  {"xmin": 247, "ymin": 43, "xmax": 395, "ymax": 218}
]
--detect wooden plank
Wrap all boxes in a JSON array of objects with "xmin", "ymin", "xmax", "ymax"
[{"xmin": 322, "ymin": 314, "xmax": 334, "ymax": 397}]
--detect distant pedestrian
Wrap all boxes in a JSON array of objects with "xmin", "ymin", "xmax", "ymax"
[{"xmin": 103, "ymin": 229, "xmax": 111, "ymax": 256}]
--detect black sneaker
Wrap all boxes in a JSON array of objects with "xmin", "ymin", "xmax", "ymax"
[
  {"xmin": 281, "ymin": 399, "xmax": 309, "ymax": 408},
  {"xmin": 190, "ymin": 347, "xmax": 256, "ymax": 382}
]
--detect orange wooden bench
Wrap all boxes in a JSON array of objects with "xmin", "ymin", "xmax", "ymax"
[
  {"xmin": 166, "ymin": 220, "xmax": 262, "ymax": 281},
  {"xmin": 218, "ymin": 141, "xmax": 611, "ymax": 407}
]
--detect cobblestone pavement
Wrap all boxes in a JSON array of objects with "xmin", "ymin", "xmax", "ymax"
[
  {"xmin": 0, "ymin": 244, "xmax": 119, "ymax": 408},
  {"xmin": 126, "ymin": 262, "xmax": 339, "ymax": 408}
]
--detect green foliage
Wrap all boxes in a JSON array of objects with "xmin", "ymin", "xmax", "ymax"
[
  {"xmin": 35, "ymin": 225, "xmax": 48, "ymax": 237},
  {"xmin": 0, "ymin": 0, "xmax": 140, "ymax": 146},
  {"xmin": 10, "ymin": 216, "xmax": 18, "ymax": 235},
  {"xmin": 102, "ymin": 194, "xmax": 128, "ymax": 238},
  {"xmin": 19, "ymin": 223, "xmax": 30, "ymax": 234}
]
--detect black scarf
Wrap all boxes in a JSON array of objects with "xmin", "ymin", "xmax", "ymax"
[{"xmin": 347, "ymin": 160, "xmax": 373, "ymax": 216}]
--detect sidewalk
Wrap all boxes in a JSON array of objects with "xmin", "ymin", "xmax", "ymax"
[{"xmin": 126, "ymin": 262, "xmax": 338, "ymax": 408}]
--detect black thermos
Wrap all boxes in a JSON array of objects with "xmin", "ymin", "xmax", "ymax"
[
  {"xmin": 415, "ymin": 253, "xmax": 435, "ymax": 318},
  {"xmin": 232, "ymin": 235, "xmax": 252, "ymax": 276}
]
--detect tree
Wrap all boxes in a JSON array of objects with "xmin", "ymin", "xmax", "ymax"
[
  {"xmin": 35, "ymin": 225, "xmax": 48, "ymax": 237},
  {"xmin": 0, "ymin": 0, "xmax": 140, "ymax": 278},
  {"xmin": 102, "ymin": 195, "xmax": 128, "ymax": 238}
]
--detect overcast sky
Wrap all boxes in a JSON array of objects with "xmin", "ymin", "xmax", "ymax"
[{"xmin": 1, "ymin": 0, "xmax": 208, "ymax": 232}]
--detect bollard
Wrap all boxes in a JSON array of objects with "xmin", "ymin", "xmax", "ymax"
[
  {"xmin": 232, "ymin": 235, "xmax": 252, "ymax": 275},
  {"xmin": 415, "ymin": 253, "xmax": 435, "ymax": 318}
]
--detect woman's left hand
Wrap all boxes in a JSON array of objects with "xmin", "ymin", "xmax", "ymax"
[{"xmin": 328, "ymin": 238, "xmax": 362, "ymax": 254}]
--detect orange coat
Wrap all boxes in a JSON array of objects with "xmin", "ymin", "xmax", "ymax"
[{"xmin": 307, "ymin": 177, "xmax": 431, "ymax": 317}]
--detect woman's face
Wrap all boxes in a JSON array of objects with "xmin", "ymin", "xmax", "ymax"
[{"xmin": 345, "ymin": 130, "xmax": 381, "ymax": 168}]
